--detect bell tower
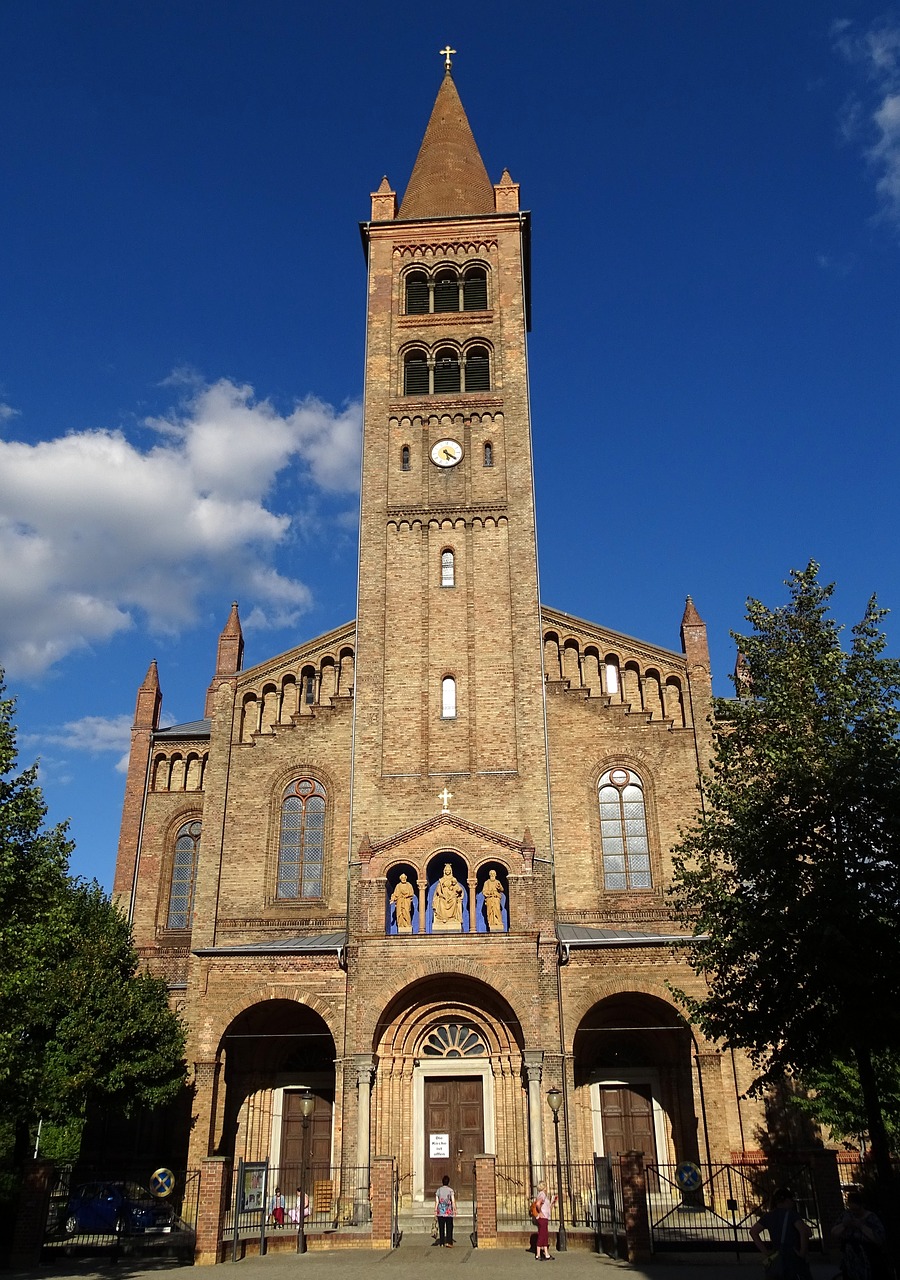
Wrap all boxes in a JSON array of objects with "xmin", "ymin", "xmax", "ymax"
[{"xmin": 351, "ymin": 61, "xmax": 550, "ymax": 857}]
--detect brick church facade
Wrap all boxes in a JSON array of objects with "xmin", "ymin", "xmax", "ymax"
[{"xmin": 113, "ymin": 67, "xmax": 765, "ymax": 1201}]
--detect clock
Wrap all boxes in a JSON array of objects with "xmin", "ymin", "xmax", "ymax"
[{"xmin": 430, "ymin": 439, "xmax": 463, "ymax": 467}]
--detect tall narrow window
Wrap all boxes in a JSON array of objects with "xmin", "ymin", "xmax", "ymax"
[
  {"xmin": 463, "ymin": 267, "xmax": 488, "ymax": 311},
  {"xmin": 401, "ymin": 445, "xmax": 410, "ymax": 471},
  {"xmin": 433, "ymin": 269, "xmax": 459, "ymax": 312},
  {"xmin": 441, "ymin": 676, "xmax": 457, "ymax": 719},
  {"xmin": 483, "ymin": 442, "xmax": 493, "ymax": 467},
  {"xmin": 406, "ymin": 271, "xmax": 429, "ymax": 314},
  {"xmin": 167, "ymin": 819, "xmax": 201, "ymax": 929},
  {"xmin": 433, "ymin": 347, "xmax": 461, "ymax": 394},
  {"xmin": 277, "ymin": 778, "xmax": 326, "ymax": 898},
  {"xmin": 598, "ymin": 769, "xmax": 652, "ymax": 890},
  {"xmin": 441, "ymin": 549, "xmax": 455, "ymax": 587},
  {"xmin": 404, "ymin": 350, "xmax": 429, "ymax": 396},
  {"xmin": 463, "ymin": 346, "xmax": 490, "ymax": 391}
]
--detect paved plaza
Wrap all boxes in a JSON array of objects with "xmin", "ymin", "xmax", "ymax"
[{"xmin": 7, "ymin": 1243, "xmax": 843, "ymax": 1280}]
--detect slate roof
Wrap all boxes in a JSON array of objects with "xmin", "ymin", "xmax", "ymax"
[
  {"xmin": 192, "ymin": 932, "xmax": 347, "ymax": 957},
  {"xmin": 556, "ymin": 922, "xmax": 699, "ymax": 950},
  {"xmin": 154, "ymin": 719, "xmax": 211, "ymax": 738}
]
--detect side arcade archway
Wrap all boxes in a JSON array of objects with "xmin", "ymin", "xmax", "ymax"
[
  {"xmin": 572, "ymin": 992, "xmax": 701, "ymax": 1167},
  {"xmin": 215, "ymin": 999, "xmax": 337, "ymax": 1172},
  {"xmin": 371, "ymin": 974, "xmax": 527, "ymax": 1203}
]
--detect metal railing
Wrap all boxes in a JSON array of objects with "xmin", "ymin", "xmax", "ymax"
[
  {"xmin": 494, "ymin": 1160, "xmax": 617, "ymax": 1243},
  {"xmin": 225, "ymin": 1161, "xmax": 371, "ymax": 1252},
  {"xmin": 645, "ymin": 1161, "xmax": 822, "ymax": 1256},
  {"xmin": 42, "ymin": 1166, "xmax": 199, "ymax": 1260}
]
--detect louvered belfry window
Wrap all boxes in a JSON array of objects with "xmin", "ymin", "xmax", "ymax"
[
  {"xmin": 167, "ymin": 819, "xmax": 201, "ymax": 929},
  {"xmin": 277, "ymin": 778, "xmax": 326, "ymax": 898},
  {"xmin": 433, "ymin": 348, "xmax": 461, "ymax": 394},
  {"xmin": 464, "ymin": 347, "xmax": 490, "ymax": 391},
  {"xmin": 406, "ymin": 271, "xmax": 429, "ymax": 314},
  {"xmin": 404, "ymin": 350, "xmax": 429, "ymax": 396},
  {"xmin": 598, "ymin": 768, "xmax": 652, "ymax": 890},
  {"xmin": 433, "ymin": 269, "xmax": 459, "ymax": 312},
  {"xmin": 463, "ymin": 268, "xmax": 488, "ymax": 311},
  {"xmin": 441, "ymin": 549, "xmax": 455, "ymax": 587}
]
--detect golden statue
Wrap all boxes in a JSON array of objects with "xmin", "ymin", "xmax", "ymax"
[
  {"xmin": 481, "ymin": 869, "xmax": 506, "ymax": 931},
  {"xmin": 431, "ymin": 862, "xmax": 464, "ymax": 931},
  {"xmin": 390, "ymin": 873, "xmax": 415, "ymax": 934}
]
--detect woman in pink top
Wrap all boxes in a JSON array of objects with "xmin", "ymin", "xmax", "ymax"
[{"xmin": 534, "ymin": 1181, "xmax": 556, "ymax": 1260}]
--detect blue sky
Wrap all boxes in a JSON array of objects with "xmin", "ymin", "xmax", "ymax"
[{"xmin": 2, "ymin": 1, "xmax": 900, "ymax": 889}]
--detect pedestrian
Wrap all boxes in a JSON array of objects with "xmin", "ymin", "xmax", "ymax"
[
  {"xmin": 435, "ymin": 1174, "xmax": 456, "ymax": 1247},
  {"xmin": 749, "ymin": 1187, "xmax": 811, "ymax": 1279},
  {"xmin": 832, "ymin": 1191, "xmax": 889, "ymax": 1280},
  {"xmin": 269, "ymin": 1186, "xmax": 286, "ymax": 1228},
  {"xmin": 533, "ymin": 1180, "xmax": 556, "ymax": 1261}
]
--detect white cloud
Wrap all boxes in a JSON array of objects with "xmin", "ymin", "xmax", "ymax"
[
  {"xmin": 0, "ymin": 378, "xmax": 361, "ymax": 678},
  {"xmin": 834, "ymin": 15, "xmax": 900, "ymax": 228},
  {"xmin": 0, "ymin": 402, "xmax": 20, "ymax": 424}
]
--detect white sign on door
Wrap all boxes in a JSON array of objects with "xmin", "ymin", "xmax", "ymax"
[{"xmin": 429, "ymin": 1132, "xmax": 450, "ymax": 1158}]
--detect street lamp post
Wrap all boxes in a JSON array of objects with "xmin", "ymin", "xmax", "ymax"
[
  {"xmin": 296, "ymin": 1088, "xmax": 315, "ymax": 1254},
  {"xmin": 546, "ymin": 1088, "xmax": 567, "ymax": 1253}
]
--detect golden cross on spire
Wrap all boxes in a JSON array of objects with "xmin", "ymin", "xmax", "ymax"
[
  {"xmin": 440, "ymin": 45, "xmax": 457, "ymax": 72},
  {"xmin": 439, "ymin": 786, "xmax": 453, "ymax": 812}
]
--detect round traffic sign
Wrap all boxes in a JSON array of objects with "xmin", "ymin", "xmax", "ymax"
[
  {"xmin": 149, "ymin": 1168, "xmax": 176, "ymax": 1198},
  {"xmin": 674, "ymin": 1161, "xmax": 702, "ymax": 1192}
]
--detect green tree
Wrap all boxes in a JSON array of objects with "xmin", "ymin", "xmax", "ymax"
[
  {"xmin": 793, "ymin": 1053, "xmax": 900, "ymax": 1155},
  {"xmin": 0, "ymin": 672, "xmax": 186, "ymax": 1165},
  {"xmin": 670, "ymin": 563, "xmax": 900, "ymax": 1191}
]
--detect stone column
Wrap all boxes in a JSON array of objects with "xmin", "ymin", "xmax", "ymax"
[
  {"xmin": 619, "ymin": 1150, "xmax": 651, "ymax": 1264},
  {"xmin": 188, "ymin": 1057, "xmax": 223, "ymax": 1166},
  {"xmin": 468, "ymin": 878, "xmax": 477, "ymax": 932},
  {"xmin": 417, "ymin": 879, "xmax": 427, "ymax": 933},
  {"xmin": 194, "ymin": 1155, "xmax": 230, "ymax": 1266},
  {"xmin": 523, "ymin": 1051, "xmax": 545, "ymax": 1174},
  {"xmin": 354, "ymin": 1055, "xmax": 376, "ymax": 1222},
  {"xmin": 473, "ymin": 1153, "xmax": 498, "ymax": 1248}
]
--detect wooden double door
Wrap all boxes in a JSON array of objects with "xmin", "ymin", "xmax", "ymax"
[
  {"xmin": 424, "ymin": 1077, "xmax": 484, "ymax": 1196},
  {"xmin": 598, "ymin": 1084, "xmax": 657, "ymax": 1159},
  {"xmin": 280, "ymin": 1088, "xmax": 333, "ymax": 1170}
]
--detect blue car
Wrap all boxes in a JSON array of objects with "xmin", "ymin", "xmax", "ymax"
[{"xmin": 63, "ymin": 1181, "xmax": 174, "ymax": 1236}]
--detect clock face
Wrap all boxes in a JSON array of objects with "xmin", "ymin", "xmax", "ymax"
[{"xmin": 431, "ymin": 439, "xmax": 463, "ymax": 468}]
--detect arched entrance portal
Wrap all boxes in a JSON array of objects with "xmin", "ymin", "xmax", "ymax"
[
  {"xmin": 573, "ymin": 993, "xmax": 700, "ymax": 1166},
  {"xmin": 217, "ymin": 1000, "xmax": 337, "ymax": 1171},
  {"xmin": 373, "ymin": 976, "xmax": 526, "ymax": 1203}
]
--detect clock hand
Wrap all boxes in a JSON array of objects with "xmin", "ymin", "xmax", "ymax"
[{"xmin": 442, "ymin": 448, "xmax": 453, "ymax": 459}]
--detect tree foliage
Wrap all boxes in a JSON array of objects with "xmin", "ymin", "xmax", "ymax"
[
  {"xmin": 793, "ymin": 1054, "xmax": 900, "ymax": 1154},
  {"xmin": 670, "ymin": 563, "xmax": 900, "ymax": 1179},
  {"xmin": 0, "ymin": 673, "xmax": 186, "ymax": 1161}
]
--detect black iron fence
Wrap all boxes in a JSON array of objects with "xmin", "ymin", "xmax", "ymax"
[
  {"xmin": 225, "ymin": 1161, "xmax": 371, "ymax": 1252},
  {"xmin": 42, "ymin": 1165, "xmax": 200, "ymax": 1260},
  {"xmin": 494, "ymin": 1159, "xmax": 622, "ymax": 1251},
  {"xmin": 646, "ymin": 1161, "xmax": 822, "ymax": 1255}
]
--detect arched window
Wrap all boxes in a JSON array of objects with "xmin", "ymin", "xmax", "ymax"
[
  {"xmin": 441, "ymin": 676, "xmax": 457, "ymax": 719},
  {"xmin": 404, "ymin": 349, "xmax": 429, "ymax": 396},
  {"xmin": 277, "ymin": 778, "xmax": 326, "ymax": 899},
  {"xmin": 598, "ymin": 768, "xmax": 652, "ymax": 890},
  {"xmin": 433, "ymin": 268, "xmax": 459, "ymax": 312},
  {"xmin": 441, "ymin": 549, "xmax": 455, "ymax": 587},
  {"xmin": 167, "ymin": 819, "xmax": 201, "ymax": 929},
  {"xmin": 463, "ymin": 346, "xmax": 490, "ymax": 391},
  {"xmin": 401, "ymin": 444, "xmax": 410, "ymax": 471},
  {"xmin": 483, "ymin": 441, "xmax": 493, "ymax": 467},
  {"xmin": 463, "ymin": 267, "xmax": 488, "ymax": 311},
  {"xmin": 406, "ymin": 270, "xmax": 429, "ymax": 315},
  {"xmin": 433, "ymin": 347, "xmax": 461, "ymax": 394}
]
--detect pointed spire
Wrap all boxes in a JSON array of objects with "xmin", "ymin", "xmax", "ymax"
[
  {"xmin": 205, "ymin": 602, "xmax": 244, "ymax": 719},
  {"xmin": 370, "ymin": 175, "xmax": 397, "ymax": 222},
  {"xmin": 681, "ymin": 595, "xmax": 704, "ymax": 629},
  {"xmin": 399, "ymin": 72, "xmax": 494, "ymax": 219},
  {"xmin": 134, "ymin": 659, "xmax": 162, "ymax": 731}
]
